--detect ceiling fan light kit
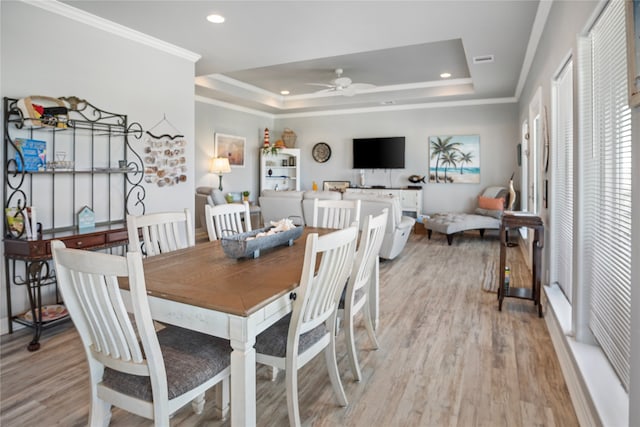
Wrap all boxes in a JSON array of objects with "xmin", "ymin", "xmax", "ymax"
[{"xmin": 308, "ymin": 68, "xmax": 375, "ymax": 96}]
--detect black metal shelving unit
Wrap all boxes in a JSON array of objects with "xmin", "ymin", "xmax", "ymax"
[{"xmin": 3, "ymin": 96, "xmax": 146, "ymax": 350}]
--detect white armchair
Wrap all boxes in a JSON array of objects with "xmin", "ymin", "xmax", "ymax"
[
  {"xmin": 258, "ymin": 189, "xmax": 415, "ymax": 260},
  {"xmin": 342, "ymin": 192, "xmax": 415, "ymax": 260}
]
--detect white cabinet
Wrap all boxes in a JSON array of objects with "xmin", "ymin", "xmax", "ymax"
[
  {"xmin": 345, "ymin": 187, "xmax": 422, "ymax": 216},
  {"xmin": 260, "ymin": 148, "xmax": 300, "ymax": 192}
]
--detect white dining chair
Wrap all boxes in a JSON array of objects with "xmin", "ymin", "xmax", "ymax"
[
  {"xmin": 339, "ymin": 209, "xmax": 388, "ymax": 381},
  {"xmin": 311, "ymin": 198, "xmax": 361, "ymax": 229},
  {"xmin": 127, "ymin": 208, "xmax": 194, "ymax": 256},
  {"xmin": 50, "ymin": 240, "xmax": 231, "ymax": 426},
  {"xmin": 255, "ymin": 226, "xmax": 358, "ymax": 427},
  {"xmin": 204, "ymin": 201, "xmax": 251, "ymax": 241}
]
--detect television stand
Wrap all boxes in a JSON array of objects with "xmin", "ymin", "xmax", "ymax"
[{"xmin": 344, "ymin": 187, "xmax": 422, "ymax": 217}]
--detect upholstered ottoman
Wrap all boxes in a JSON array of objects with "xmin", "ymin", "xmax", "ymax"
[{"xmin": 424, "ymin": 213, "xmax": 501, "ymax": 245}]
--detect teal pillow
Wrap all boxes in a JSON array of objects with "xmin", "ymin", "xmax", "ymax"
[{"xmin": 210, "ymin": 189, "xmax": 227, "ymax": 205}]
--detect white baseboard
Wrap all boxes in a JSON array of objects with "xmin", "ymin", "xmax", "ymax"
[
  {"xmin": 544, "ymin": 289, "xmax": 599, "ymax": 427},
  {"xmin": 0, "ymin": 316, "xmax": 25, "ymax": 336},
  {"xmin": 544, "ymin": 285, "xmax": 629, "ymax": 427}
]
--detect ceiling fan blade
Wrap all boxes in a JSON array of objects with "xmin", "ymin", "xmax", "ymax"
[
  {"xmin": 306, "ymin": 83, "xmax": 335, "ymax": 88},
  {"xmin": 314, "ymin": 87, "xmax": 336, "ymax": 94},
  {"xmin": 349, "ymin": 83, "xmax": 376, "ymax": 91},
  {"xmin": 341, "ymin": 87, "xmax": 357, "ymax": 97}
]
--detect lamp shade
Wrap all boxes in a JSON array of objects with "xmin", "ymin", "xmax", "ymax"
[{"xmin": 210, "ymin": 157, "xmax": 231, "ymax": 174}]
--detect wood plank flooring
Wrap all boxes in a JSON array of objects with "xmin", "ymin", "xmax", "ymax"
[{"xmin": 0, "ymin": 230, "xmax": 578, "ymax": 426}]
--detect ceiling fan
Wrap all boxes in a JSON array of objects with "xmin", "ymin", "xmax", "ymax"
[{"xmin": 307, "ymin": 68, "xmax": 375, "ymax": 96}]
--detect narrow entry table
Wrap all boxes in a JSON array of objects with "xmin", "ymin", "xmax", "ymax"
[{"xmin": 497, "ymin": 212, "xmax": 544, "ymax": 317}]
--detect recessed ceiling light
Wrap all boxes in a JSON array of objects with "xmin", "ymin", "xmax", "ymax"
[
  {"xmin": 440, "ymin": 72, "xmax": 452, "ymax": 79},
  {"xmin": 206, "ymin": 14, "xmax": 225, "ymax": 24},
  {"xmin": 280, "ymin": 90, "xmax": 290, "ymax": 95}
]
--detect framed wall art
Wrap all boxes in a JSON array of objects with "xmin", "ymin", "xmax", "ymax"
[
  {"xmin": 627, "ymin": 0, "xmax": 640, "ymax": 107},
  {"xmin": 215, "ymin": 133, "xmax": 246, "ymax": 167},
  {"xmin": 323, "ymin": 180, "xmax": 350, "ymax": 192},
  {"xmin": 428, "ymin": 135, "xmax": 480, "ymax": 184}
]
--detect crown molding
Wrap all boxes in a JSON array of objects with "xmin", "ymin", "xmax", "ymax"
[
  {"xmin": 514, "ymin": 0, "xmax": 553, "ymax": 98},
  {"xmin": 195, "ymin": 95, "xmax": 276, "ymax": 119},
  {"xmin": 22, "ymin": 0, "xmax": 201, "ymax": 63},
  {"xmin": 272, "ymin": 97, "xmax": 518, "ymax": 119},
  {"xmin": 196, "ymin": 90, "xmax": 516, "ymax": 119}
]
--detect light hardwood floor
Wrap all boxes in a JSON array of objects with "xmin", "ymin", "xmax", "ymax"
[{"xmin": 0, "ymin": 230, "xmax": 578, "ymax": 426}]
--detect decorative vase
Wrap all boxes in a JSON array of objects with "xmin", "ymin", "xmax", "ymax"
[
  {"xmin": 268, "ymin": 168, "xmax": 273, "ymax": 176},
  {"xmin": 508, "ymin": 179, "xmax": 516, "ymax": 210},
  {"xmin": 282, "ymin": 128, "xmax": 297, "ymax": 148}
]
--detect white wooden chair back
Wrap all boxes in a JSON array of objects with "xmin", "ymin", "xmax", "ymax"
[
  {"xmin": 340, "ymin": 209, "xmax": 388, "ymax": 381},
  {"xmin": 51, "ymin": 241, "xmax": 167, "ymax": 405},
  {"xmin": 293, "ymin": 226, "xmax": 357, "ymax": 341},
  {"xmin": 127, "ymin": 208, "xmax": 194, "ymax": 256},
  {"xmin": 254, "ymin": 226, "xmax": 357, "ymax": 426},
  {"xmin": 311, "ymin": 199, "xmax": 361, "ymax": 229},
  {"xmin": 350, "ymin": 209, "xmax": 388, "ymax": 296},
  {"xmin": 52, "ymin": 240, "xmax": 231, "ymax": 424},
  {"xmin": 204, "ymin": 202, "xmax": 251, "ymax": 241}
]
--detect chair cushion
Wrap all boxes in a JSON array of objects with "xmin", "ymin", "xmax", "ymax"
[
  {"xmin": 210, "ymin": 189, "xmax": 228, "ymax": 205},
  {"xmin": 255, "ymin": 313, "xmax": 327, "ymax": 358},
  {"xmin": 339, "ymin": 287, "xmax": 365, "ymax": 309},
  {"xmin": 425, "ymin": 213, "xmax": 500, "ymax": 234},
  {"xmin": 102, "ymin": 326, "xmax": 231, "ymax": 401},
  {"xmin": 474, "ymin": 207, "xmax": 504, "ymax": 219}
]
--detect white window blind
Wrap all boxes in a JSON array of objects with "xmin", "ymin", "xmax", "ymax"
[
  {"xmin": 551, "ymin": 59, "xmax": 574, "ymax": 302},
  {"xmin": 582, "ymin": 0, "xmax": 632, "ymax": 391}
]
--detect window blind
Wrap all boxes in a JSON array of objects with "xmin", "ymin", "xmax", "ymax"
[
  {"xmin": 582, "ymin": 0, "xmax": 632, "ymax": 391},
  {"xmin": 551, "ymin": 60, "xmax": 574, "ymax": 302}
]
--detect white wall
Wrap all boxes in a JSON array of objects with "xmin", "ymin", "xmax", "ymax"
[
  {"xmin": 516, "ymin": 0, "xmax": 639, "ymax": 425},
  {"xmin": 0, "ymin": 1, "xmax": 196, "ymax": 332},
  {"xmin": 194, "ymin": 98, "xmax": 274, "ymax": 202},
  {"xmin": 275, "ymin": 103, "xmax": 518, "ymax": 214}
]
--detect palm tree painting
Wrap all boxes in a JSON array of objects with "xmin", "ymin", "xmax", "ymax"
[{"xmin": 429, "ymin": 135, "xmax": 480, "ymax": 184}]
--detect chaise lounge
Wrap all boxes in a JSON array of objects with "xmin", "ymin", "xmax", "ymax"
[{"xmin": 424, "ymin": 186, "xmax": 509, "ymax": 245}]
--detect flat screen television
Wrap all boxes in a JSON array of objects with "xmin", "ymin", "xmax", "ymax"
[{"xmin": 353, "ymin": 137, "xmax": 405, "ymax": 169}]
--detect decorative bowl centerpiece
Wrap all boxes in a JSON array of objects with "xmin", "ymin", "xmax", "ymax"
[{"xmin": 221, "ymin": 221, "xmax": 303, "ymax": 259}]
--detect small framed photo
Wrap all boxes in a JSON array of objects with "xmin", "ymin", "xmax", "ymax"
[
  {"xmin": 215, "ymin": 133, "xmax": 246, "ymax": 167},
  {"xmin": 323, "ymin": 180, "xmax": 350, "ymax": 192}
]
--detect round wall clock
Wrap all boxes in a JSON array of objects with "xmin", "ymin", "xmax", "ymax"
[{"xmin": 312, "ymin": 142, "xmax": 331, "ymax": 163}]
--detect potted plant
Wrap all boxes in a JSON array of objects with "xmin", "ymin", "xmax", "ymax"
[
  {"xmin": 242, "ymin": 191, "xmax": 250, "ymax": 202},
  {"xmin": 261, "ymin": 145, "xmax": 281, "ymax": 156}
]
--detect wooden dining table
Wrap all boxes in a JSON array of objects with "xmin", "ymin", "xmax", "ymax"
[{"xmin": 118, "ymin": 227, "xmax": 333, "ymax": 426}]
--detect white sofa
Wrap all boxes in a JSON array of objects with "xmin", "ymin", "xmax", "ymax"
[
  {"xmin": 195, "ymin": 186, "xmax": 262, "ymax": 230},
  {"xmin": 259, "ymin": 189, "xmax": 416, "ymax": 260},
  {"xmin": 258, "ymin": 190, "xmax": 306, "ymax": 225}
]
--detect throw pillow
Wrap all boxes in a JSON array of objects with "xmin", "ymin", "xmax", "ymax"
[
  {"xmin": 478, "ymin": 196, "xmax": 504, "ymax": 211},
  {"xmin": 210, "ymin": 189, "xmax": 227, "ymax": 205},
  {"xmin": 475, "ymin": 207, "xmax": 503, "ymax": 219}
]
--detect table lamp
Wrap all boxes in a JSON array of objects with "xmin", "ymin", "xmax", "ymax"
[{"xmin": 210, "ymin": 157, "xmax": 231, "ymax": 191}]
